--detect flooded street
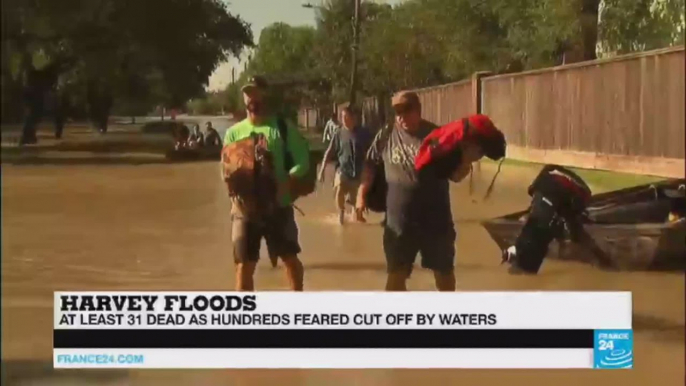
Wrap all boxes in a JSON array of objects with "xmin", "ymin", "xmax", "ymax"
[{"xmin": 1, "ymin": 147, "xmax": 684, "ymax": 385}]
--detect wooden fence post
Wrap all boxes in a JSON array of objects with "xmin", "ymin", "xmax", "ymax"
[
  {"xmin": 471, "ymin": 71, "xmax": 492, "ymax": 175},
  {"xmin": 471, "ymin": 71, "xmax": 492, "ymax": 114}
]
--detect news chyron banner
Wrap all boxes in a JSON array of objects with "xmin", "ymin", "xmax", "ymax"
[{"xmin": 53, "ymin": 292, "xmax": 633, "ymax": 369}]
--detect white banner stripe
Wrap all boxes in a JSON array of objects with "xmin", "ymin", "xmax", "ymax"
[
  {"xmin": 53, "ymin": 349, "xmax": 594, "ymax": 369},
  {"xmin": 54, "ymin": 292, "xmax": 632, "ymax": 330}
]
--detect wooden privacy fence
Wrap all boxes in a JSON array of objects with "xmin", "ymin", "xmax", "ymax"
[
  {"xmin": 408, "ymin": 72, "xmax": 491, "ymax": 126},
  {"xmin": 481, "ymin": 46, "xmax": 684, "ymax": 178},
  {"xmin": 300, "ymin": 46, "xmax": 684, "ymax": 177}
]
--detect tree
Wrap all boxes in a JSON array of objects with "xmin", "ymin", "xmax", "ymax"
[
  {"xmin": 248, "ymin": 23, "xmax": 317, "ymax": 78},
  {"xmin": 241, "ymin": 22, "xmax": 330, "ymax": 119},
  {"xmin": 598, "ymin": 0, "xmax": 685, "ymax": 55},
  {"xmin": 359, "ymin": 1, "xmax": 446, "ymax": 94},
  {"xmin": 2, "ymin": 0, "xmax": 253, "ymax": 141}
]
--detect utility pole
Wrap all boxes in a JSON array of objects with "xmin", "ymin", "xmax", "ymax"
[
  {"xmin": 303, "ymin": 1, "xmax": 360, "ymax": 106},
  {"xmin": 349, "ymin": 0, "xmax": 360, "ymax": 107}
]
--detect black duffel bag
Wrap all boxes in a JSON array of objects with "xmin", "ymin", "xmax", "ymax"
[{"xmin": 364, "ymin": 125, "xmax": 393, "ymax": 213}]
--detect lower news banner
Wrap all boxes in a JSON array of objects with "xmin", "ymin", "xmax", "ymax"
[{"xmin": 53, "ymin": 292, "xmax": 633, "ymax": 369}]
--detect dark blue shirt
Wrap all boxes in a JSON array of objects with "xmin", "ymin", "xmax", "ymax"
[
  {"xmin": 331, "ymin": 126, "xmax": 372, "ymax": 180},
  {"xmin": 366, "ymin": 120, "xmax": 452, "ymax": 233}
]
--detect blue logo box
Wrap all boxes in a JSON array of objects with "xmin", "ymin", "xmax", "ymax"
[{"xmin": 593, "ymin": 330, "xmax": 633, "ymax": 369}]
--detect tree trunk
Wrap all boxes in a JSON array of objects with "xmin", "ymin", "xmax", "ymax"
[
  {"xmin": 580, "ymin": 0, "xmax": 601, "ymax": 60},
  {"xmin": 563, "ymin": 0, "xmax": 601, "ymax": 63},
  {"xmin": 87, "ymin": 81, "xmax": 113, "ymax": 134}
]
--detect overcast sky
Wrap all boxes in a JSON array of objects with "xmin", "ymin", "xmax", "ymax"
[{"xmin": 208, "ymin": 0, "xmax": 402, "ymax": 91}]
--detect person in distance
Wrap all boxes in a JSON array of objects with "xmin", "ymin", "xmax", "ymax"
[{"xmin": 318, "ymin": 104, "xmax": 373, "ymax": 225}]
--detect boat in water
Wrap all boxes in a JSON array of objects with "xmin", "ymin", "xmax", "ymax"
[
  {"xmin": 482, "ymin": 178, "xmax": 686, "ymax": 271},
  {"xmin": 165, "ymin": 146, "xmax": 221, "ymax": 161}
]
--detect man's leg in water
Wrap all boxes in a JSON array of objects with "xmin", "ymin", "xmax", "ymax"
[
  {"xmin": 346, "ymin": 180, "xmax": 366, "ymax": 222},
  {"xmin": 231, "ymin": 217, "xmax": 262, "ymax": 291},
  {"xmin": 419, "ymin": 226, "xmax": 457, "ymax": 291},
  {"xmin": 281, "ymin": 254, "xmax": 304, "ymax": 291},
  {"xmin": 265, "ymin": 207, "xmax": 304, "ymax": 291},
  {"xmin": 333, "ymin": 172, "xmax": 346, "ymax": 224},
  {"xmin": 383, "ymin": 226, "xmax": 419, "ymax": 291}
]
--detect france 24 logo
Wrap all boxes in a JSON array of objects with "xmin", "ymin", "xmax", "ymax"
[{"xmin": 593, "ymin": 330, "xmax": 633, "ymax": 369}]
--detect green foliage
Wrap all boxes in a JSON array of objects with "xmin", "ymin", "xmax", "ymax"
[
  {"xmin": 599, "ymin": 0, "xmax": 685, "ymax": 55},
  {"xmin": 1, "ymin": 0, "xmax": 254, "ymax": 121},
  {"xmin": 156, "ymin": 0, "xmax": 685, "ymax": 124},
  {"xmin": 361, "ymin": 1, "xmax": 446, "ymax": 93},
  {"xmin": 187, "ymin": 91, "xmax": 222, "ymax": 115},
  {"xmin": 249, "ymin": 23, "xmax": 317, "ymax": 78}
]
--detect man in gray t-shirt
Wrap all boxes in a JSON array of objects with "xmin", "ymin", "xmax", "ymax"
[{"xmin": 356, "ymin": 91, "xmax": 458, "ymax": 291}]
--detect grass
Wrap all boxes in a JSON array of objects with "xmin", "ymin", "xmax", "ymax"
[{"xmin": 482, "ymin": 158, "xmax": 667, "ymax": 193}]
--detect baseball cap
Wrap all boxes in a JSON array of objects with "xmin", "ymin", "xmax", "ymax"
[
  {"xmin": 241, "ymin": 75, "xmax": 268, "ymax": 93},
  {"xmin": 391, "ymin": 91, "xmax": 421, "ymax": 110}
]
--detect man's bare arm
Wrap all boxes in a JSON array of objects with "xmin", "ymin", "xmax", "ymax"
[
  {"xmin": 450, "ymin": 161, "xmax": 472, "ymax": 183},
  {"xmin": 317, "ymin": 139, "xmax": 336, "ymax": 181},
  {"xmin": 355, "ymin": 162, "xmax": 376, "ymax": 210}
]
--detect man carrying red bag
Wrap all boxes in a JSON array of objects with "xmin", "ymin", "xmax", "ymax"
[{"xmin": 357, "ymin": 90, "xmax": 506, "ymax": 291}]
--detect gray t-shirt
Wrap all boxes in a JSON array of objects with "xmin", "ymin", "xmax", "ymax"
[{"xmin": 366, "ymin": 120, "xmax": 453, "ymax": 233}]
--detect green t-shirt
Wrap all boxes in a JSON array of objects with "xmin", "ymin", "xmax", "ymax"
[{"xmin": 223, "ymin": 116, "xmax": 310, "ymax": 206}]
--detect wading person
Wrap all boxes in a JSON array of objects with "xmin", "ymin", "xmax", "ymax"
[
  {"xmin": 356, "ymin": 92, "xmax": 501, "ymax": 291},
  {"xmin": 318, "ymin": 105, "xmax": 372, "ymax": 224},
  {"xmin": 323, "ymin": 112, "xmax": 340, "ymax": 145},
  {"xmin": 204, "ymin": 121, "xmax": 221, "ymax": 147},
  {"xmin": 188, "ymin": 124, "xmax": 204, "ymax": 148},
  {"xmin": 223, "ymin": 76, "xmax": 310, "ymax": 291}
]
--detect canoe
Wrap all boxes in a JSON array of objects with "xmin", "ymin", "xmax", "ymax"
[{"xmin": 482, "ymin": 179, "xmax": 686, "ymax": 271}]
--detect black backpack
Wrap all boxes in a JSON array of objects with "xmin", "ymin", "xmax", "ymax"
[{"xmin": 364, "ymin": 124, "xmax": 393, "ymax": 213}]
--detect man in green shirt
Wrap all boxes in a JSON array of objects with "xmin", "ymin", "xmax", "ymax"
[{"xmin": 223, "ymin": 76, "xmax": 309, "ymax": 291}]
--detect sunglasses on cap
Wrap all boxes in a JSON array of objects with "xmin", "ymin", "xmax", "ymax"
[{"xmin": 393, "ymin": 104, "xmax": 418, "ymax": 115}]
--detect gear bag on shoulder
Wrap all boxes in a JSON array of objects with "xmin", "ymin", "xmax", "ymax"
[
  {"xmin": 276, "ymin": 117, "xmax": 316, "ymax": 200},
  {"xmin": 221, "ymin": 133, "xmax": 278, "ymax": 216},
  {"xmin": 364, "ymin": 124, "xmax": 393, "ymax": 213}
]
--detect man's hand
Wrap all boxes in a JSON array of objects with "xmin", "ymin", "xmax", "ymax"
[
  {"xmin": 462, "ymin": 141, "xmax": 484, "ymax": 163},
  {"xmin": 317, "ymin": 164, "xmax": 326, "ymax": 184},
  {"xmin": 450, "ymin": 161, "xmax": 472, "ymax": 183},
  {"xmin": 277, "ymin": 177, "xmax": 292, "ymax": 202}
]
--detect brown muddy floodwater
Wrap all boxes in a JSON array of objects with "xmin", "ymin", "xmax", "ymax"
[{"xmin": 1, "ymin": 157, "xmax": 684, "ymax": 385}]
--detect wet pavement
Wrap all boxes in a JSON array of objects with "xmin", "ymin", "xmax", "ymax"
[{"xmin": 1, "ymin": 129, "xmax": 684, "ymax": 385}]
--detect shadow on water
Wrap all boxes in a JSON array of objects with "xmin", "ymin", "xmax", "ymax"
[
  {"xmin": 1, "ymin": 156, "xmax": 173, "ymax": 166},
  {"xmin": 633, "ymin": 313, "xmax": 686, "ymax": 343},
  {"xmin": 1, "ymin": 360, "xmax": 128, "ymax": 386},
  {"xmin": 1, "ymin": 138, "xmax": 173, "ymax": 156},
  {"xmin": 647, "ymin": 258, "xmax": 686, "ymax": 273},
  {"xmin": 267, "ymin": 261, "xmax": 580, "ymax": 277}
]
